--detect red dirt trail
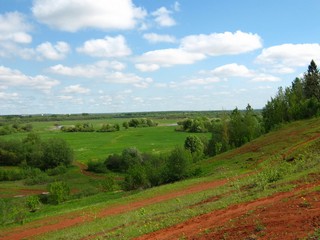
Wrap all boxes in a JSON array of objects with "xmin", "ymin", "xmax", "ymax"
[
  {"xmin": 0, "ymin": 179, "xmax": 227, "ymax": 240},
  {"xmin": 1, "ymin": 133, "xmax": 320, "ymax": 240},
  {"xmin": 135, "ymin": 181, "xmax": 320, "ymax": 240}
]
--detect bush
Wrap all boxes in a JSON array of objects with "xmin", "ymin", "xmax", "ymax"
[
  {"xmin": 40, "ymin": 138, "xmax": 73, "ymax": 170},
  {"xmin": 165, "ymin": 146, "xmax": 192, "ymax": 183},
  {"xmin": 24, "ymin": 168, "xmax": 50, "ymax": 185},
  {"xmin": 26, "ymin": 195, "xmax": 41, "ymax": 212},
  {"xmin": 48, "ymin": 181, "xmax": 70, "ymax": 204},
  {"xmin": 0, "ymin": 198, "xmax": 28, "ymax": 225},
  {"xmin": 87, "ymin": 160, "xmax": 108, "ymax": 173},
  {"xmin": 46, "ymin": 165, "xmax": 67, "ymax": 176},
  {"xmin": 0, "ymin": 168, "xmax": 25, "ymax": 181},
  {"xmin": 99, "ymin": 176, "xmax": 115, "ymax": 192},
  {"xmin": 123, "ymin": 165, "xmax": 149, "ymax": 190}
]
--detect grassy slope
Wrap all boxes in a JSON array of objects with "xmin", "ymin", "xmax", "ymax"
[{"xmin": 1, "ymin": 118, "xmax": 320, "ymax": 239}]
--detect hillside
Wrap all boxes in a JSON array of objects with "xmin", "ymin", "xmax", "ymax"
[{"xmin": 1, "ymin": 117, "xmax": 320, "ymax": 239}]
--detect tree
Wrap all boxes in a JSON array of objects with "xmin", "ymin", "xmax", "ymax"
[
  {"xmin": 184, "ymin": 135, "xmax": 204, "ymax": 161},
  {"xmin": 165, "ymin": 146, "xmax": 192, "ymax": 182},
  {"xmin": 40, "ymin": 138, "xmax": 73, "ymax": 170},
  {"xmin": 123, "ymin": 164, "xmax": 149, "ymax": 190},
  {"xmin": 303, "ymin": 60, "xmax": 320, "ymax": 100}
]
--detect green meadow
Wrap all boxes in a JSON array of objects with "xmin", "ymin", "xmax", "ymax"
[{"xmin": 0, "ymin": 118, "xmax": 210, "ymax": 163}]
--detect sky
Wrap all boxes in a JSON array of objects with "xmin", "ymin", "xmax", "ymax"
[{"xmin": 1, "ymin": 0, "xmax": 320, "ymax": 115}]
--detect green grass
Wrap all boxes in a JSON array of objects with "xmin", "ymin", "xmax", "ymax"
[
  {"xmin": 1, "ymin": 117, "xmax": 320, "ymax": 239},
  {"xmin": 0, "ymin": 120, "xmax": 210, "ymax": 163}
]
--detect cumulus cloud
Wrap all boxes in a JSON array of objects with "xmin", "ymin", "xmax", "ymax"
[
  {"xmin": 0, "ymin": 65, "xmax": 59, "ymax": 92},
  {"xmin": 182, "ymin": 63, "xmax": 280, "ymax": 86},
  {"xmin": 0, "ymin": 12, "xmax": 32, "ymax": 44},
  {"xmin": 135, "ymin": 48, "xmax": 205, "ymax": 72},
  {"xmin": 36, "ymin": 41, "xmax": 70, "ymax": 60},
  {"xmin": 182, "ymin": 77, "xmax": 220, "ymax": 86},
  {"xmin": 256, "ymin": 43, "xmax": 320, "ymax": 68},
  {"xmin": 105, "ymin": 72, "xmax": 153, "ymax": 88},
  {"xmin": 32, "ymin": 0, "xmax": 146, "ymax": 32},
  {"xmin": 143, "ymin": 33, "xmax": 176, "ymax": 43},
  {"xmin": 77, "ymin": 35, "xmax": 131, "ymax": 58},
  {"xmin": 49, "ymin": 60, "xmax": 126, "ymax": 77},
  {"xmin": 181, "ymin": 31, "xmax": 262, "ymax": 56},
  {"xmin": 211, "ymin": 63, "xmax": 254, "ymax": 78},
  {"xmin": 136, "ymin": 31, "xmax": 262, "ymax": 72},
  {"xmin": 152, "ymin": 7, "xmax": 176, "ymax": 27},
  {"xmin": 62, "ymin": 84, "xmax": 90, "ymax": 94}
]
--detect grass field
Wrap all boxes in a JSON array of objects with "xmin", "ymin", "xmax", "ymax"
[
  {"xmin": 1, "ymin": 117, "xmax": 320, "ymax": 239},
  {"xmin": 0, "ymin": 118, "xmax": 210, "ymax": 162}
]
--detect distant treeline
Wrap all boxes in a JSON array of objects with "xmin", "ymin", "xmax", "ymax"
[
  {"xmin": 0, "ymin": 110, "xmax": 259, "ymax": 124},
  {"xmin": 61, "ymin": 118, "xmax": 158, "ymax": 133}
]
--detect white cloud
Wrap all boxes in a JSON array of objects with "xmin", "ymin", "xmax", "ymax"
[
  {"xmin": 63, "ymin": 84, "xmax": 90, "ymax": 94},
  {"xmin": 136, "ymin": 48, "xmax": 205, "ymax": 71},
  {"xmin": 0, "ymin": 12, "xmax": 32, "ymax": 44},
  {"xmin": 0, "ymin": 66, "xmax": 59, "ymax": 92},
  {"xmin": 211, "ymin": 63, "xmax": 254, "ymax": 78},
  {"xmin": 0, "ymin": 92, "xmax": 19, "ymax": 100},
  {"xmin": 136, "ymin": 31, "xmax": 262, "ymax": 72},
  {"xmin": 36, "ymin": 41, "xmax": 70, "ymax": 60},
  {"xmin": 182, "ymin": 63, "xmax": 280, "ymax": 86},
  {"xmin": 105, "ymin": 72, "xmax": 153, "ymax": 88},
  {"xmin": 143, "ymin": 33, "xmax": 176, "ymax": 43},
  {"xmin": 49, "ymin": 60, "xmax": 126, "ymax": 77},
  {"xmin": 77, "ymin": 35, "xmax": 131, "ymax": 58},
  {"xmin": 181, "ymin": 31, "xmax": 262, "ymax": 56},
  {"xmin": 256, "ymin": 43, "xmax": 320, "ymax": 67},
  {"xmin": 135, "ymin": 63, "xmax": 160, "ymax": 72},
  {"xmin": 251, "ymin": 74, "xmax": 281, "ymax": 82},
  {"xmin": 32, "ymin": 0, "xmax": 146, "ymax": 32},
  {"xmin": 152, "ymin": 7, "xmax": 176, "ymax": 27},
  {"xmin": 182, "ymin": 77, "xmax": 220, "ymax": 86}
]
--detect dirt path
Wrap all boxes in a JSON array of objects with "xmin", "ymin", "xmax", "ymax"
[
  {"xmin": 135, "ymin": 181, "xmax": 320, "ymax": 240},
  {"xmin": 0, "ymin": 179, "xmax": 227, "ymax": 240},
  {"xmin": 1, "ymin": 133, "xmax": 320, "ymax": 240},
  {"xmin": 73, "ymin": 161, "xmax": 106, "ymax": 179}
]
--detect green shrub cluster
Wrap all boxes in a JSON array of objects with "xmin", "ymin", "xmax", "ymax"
[
  {"xmin": 123, "ymin": 118, "xmax": 158, "ymax": 128},
  {"xmin": 176, "ymin": 117, "xmax": 213, "ymax": 133},
  {"xmin": 61, "ymin": 122, "xmax": 94, "ymax": 132},
  {"xmin": 0, "ymin": 133, "xmax": 73, "ymax": 171},
  {"xmin": 0, "ymin": 123, "xmax": 33, "ymax": 136}
]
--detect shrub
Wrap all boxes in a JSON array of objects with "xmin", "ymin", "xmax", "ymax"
[
  {"xmin": 0, "ymin": 198, "xmax": 28, "ymax": 225},
  {"xmin": 46, "ymin": 165, "xmax": 67, "ymax": 176},
  {"xmin": 26, "ymin": 195, "xmax": 41, "ymax": 212},
  {"xmin": 40, "ymin": 138, "xmax": 73, "ymax": 170},
  {"xmin": 48, "ymin": 181, "xmax": 70, "ymax": 204},
  {"xmin": 99, "ymin": 176, "xmax": 115, "ymax": 192},
  {"xmin": 123, "ymin": 165, "xmax": 149, "ymax": 190},
  {"xmin": 24, "ymin": 168, "xmax": 50, "ymax": 185},
  {"xmin": 87, "ymin": 160, "xmax": 108, "ymax": 173}
]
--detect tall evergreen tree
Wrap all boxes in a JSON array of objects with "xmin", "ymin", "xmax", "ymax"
[{"xmin": 303, "ymin": 60, "xmax": 320, "ymax": 100}]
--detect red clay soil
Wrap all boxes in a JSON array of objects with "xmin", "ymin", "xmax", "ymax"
[
  {"xmin": 1, "ymin": 133, "xmax": 320, "ymax": 240},
  {"xmin": 135, "ymin": 181, "xmax": 320, "ymax": 240},
  {"xmin": 0, "ymin": 178, "xmax": 227, "ymax": 240}
]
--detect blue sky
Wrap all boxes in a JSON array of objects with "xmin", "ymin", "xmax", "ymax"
[{"xmin": 1, "ymin": 0, "xmax": 320, "ymax": 115}]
